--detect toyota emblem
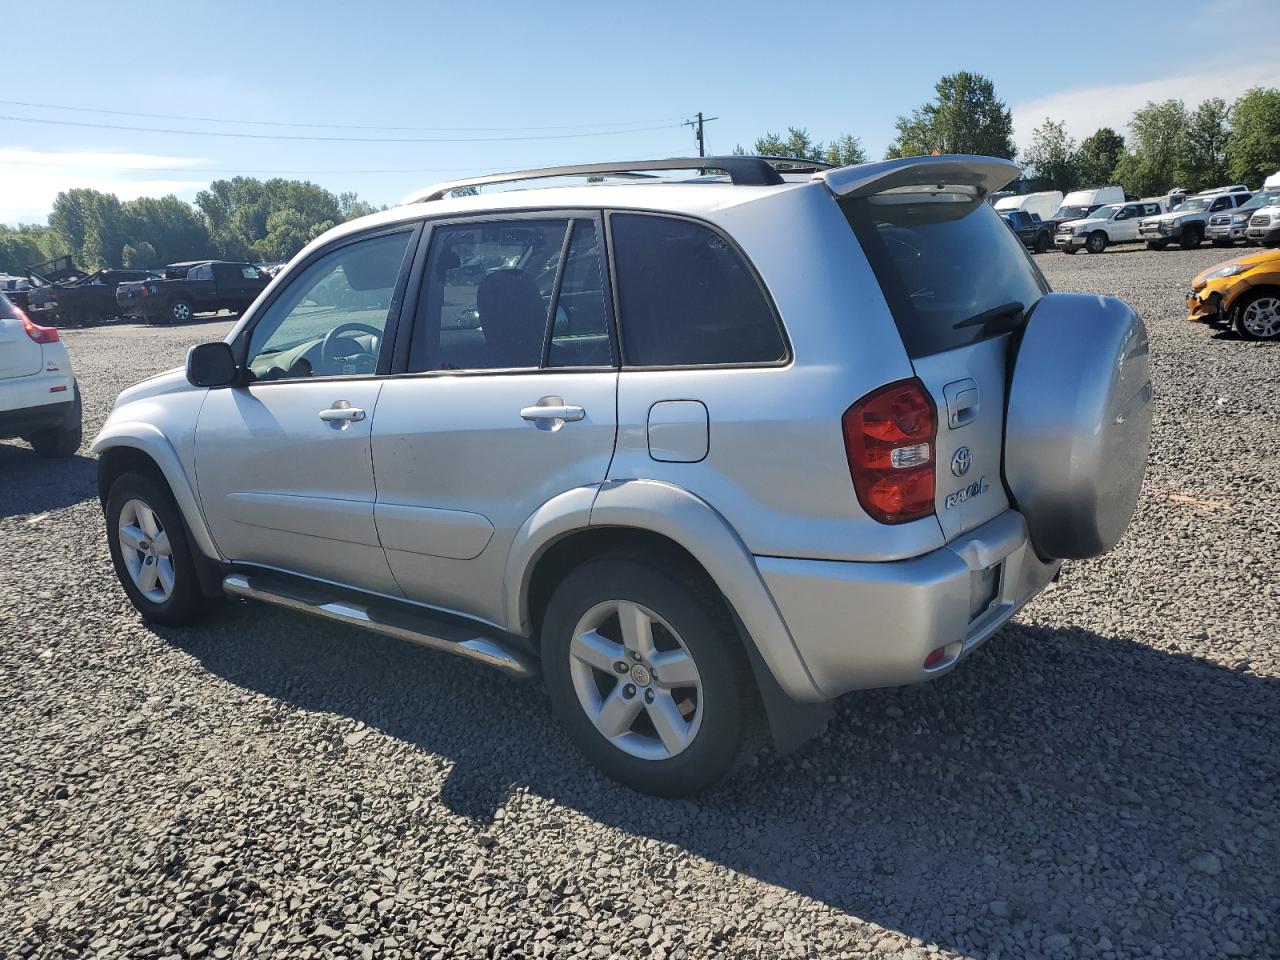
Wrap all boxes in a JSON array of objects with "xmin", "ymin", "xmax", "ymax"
[{"xmin": 951, "ymin": 446, "xmax": 971, "ymax": 477}]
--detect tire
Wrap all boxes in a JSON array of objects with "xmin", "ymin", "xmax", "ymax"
[
  {"xmin": 105, "ymin": 472, "xmax": 211, "ymax": 626},
  {"xmin": 541, "ymin": 554, "xmax": 756, "ymax": 797},
  {"xmin": 1179, "ymin": 226, "xmax": 1203, "ymax": 250},
  {"xmin": 1233, "ymin": 290, "xmax": 1280, "ymax": 341},
  {"xmin": 1146, "ymin": 240, "xmax": 1168, "ymax": 250},
  {"xmin": 1034, "ymin": 232, "xmax": 1050, "ymax": 254},
  {"xmin": 1085, "ymin": 231, "xmax": 1108, "ymax": 254},
  {"xmin": 167, "ymin": 299, "xmax": 193, "ymax": 324},
  {"xmin": 25, "ymin": 385, "xmax": 82, "ymax": 458}
]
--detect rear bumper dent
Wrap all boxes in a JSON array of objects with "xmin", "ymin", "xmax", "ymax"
[{"xmin": 757, "ymin": 511, "xmax": 1060, "ymax": 700}]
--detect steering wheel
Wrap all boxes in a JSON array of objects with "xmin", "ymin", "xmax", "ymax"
[{"xmin": 320, "ymin": 322, "xmax": 381, "ymax": 373}]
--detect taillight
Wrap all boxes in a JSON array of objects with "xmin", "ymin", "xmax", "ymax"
[
  {"xmin": 21, "ymin": 313, "xmax": 60, "ymax": 344},
  {"xmin": 842, "ymin": 378, "xmax": 936, "ymax": 524}
]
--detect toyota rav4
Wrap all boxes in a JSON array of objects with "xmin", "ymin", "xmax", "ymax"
[{"xmin": 93, "ymin": 155, "xmax": 1152, "ymax": 796}]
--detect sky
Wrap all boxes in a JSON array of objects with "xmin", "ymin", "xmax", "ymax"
[{"xmin": 3, "ymin": 0, "xmax": 1277, "ymax": 226}]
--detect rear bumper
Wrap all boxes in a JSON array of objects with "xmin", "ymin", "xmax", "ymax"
[
  {"xmin": 756, "ymin": 511, "xmax": 1060, "ymax": 700},
  {"xmin": 0, "ymin": 396, "xmax": 75, "ymax": 439},
  {"xmin": 1246, "ymin": 225, "xmax": 1280, "ymax": 243}
]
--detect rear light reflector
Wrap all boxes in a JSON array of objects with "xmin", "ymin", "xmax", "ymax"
[
  {"xmin": 21, "ymin": 313, "xmax": 60, "ymax": 344},
  {"xmin": 922, "ymin": 646, "xmax": 948, "ymax": 669},
  {"xmin": 50, "ymin": 385, "xmax": 67, "ymax": 393},
  {"xmin": 843, "ymin": 378, "xmax": 937, "ymax": 524}
]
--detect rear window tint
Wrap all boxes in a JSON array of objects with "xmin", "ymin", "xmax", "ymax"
[
  {"xmin": 841, "ymin": 197, "xmax": 1049, "ymax": 358},
  {"xmin": 610, "ymin": 214, "xmax": 786, "ymax": 366}
]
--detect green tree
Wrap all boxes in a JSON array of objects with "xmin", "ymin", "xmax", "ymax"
[
  {"xmin": 0, "ymin": 224, "xmax": 63, "ymax": 274},
  {"xmin": 886, "ymin": 71, "xmax": 1016, "ymax": 159},
  {"xmin": 1076, "ymin": 127, "xmax": 1126, "ymax": 185},
  {"xmin": 1022, "ymin": 118, "xmax": 1079, "ymax": 192},
  {"xmin": 1181, "ymin": 97, "xmax": 1232, "ymax": 191},
  {"xmin": 733, "ymin": 127, "xmax": 867, "ymax": 165},
  {"xmin": 1112, "ymin": 99, "xmax": 1188, "ymax": 196},
  {"xmin": 122, "ymin": 241, "xmax": 158, "ymax": 269},
  {"xmin": 49, "ymin": 188, "xmax": 129, "ymax": 269},
  {"xmin": 195, "ymin": 177, "xmax": 346, "ymax": 261},
  {"xmin": 1226, "ymin": 86, "xmax": 1280, "ymax": 186},
  {"xmin": 122, "ymin": 195, "xmax": 211, "ymax": 265}
]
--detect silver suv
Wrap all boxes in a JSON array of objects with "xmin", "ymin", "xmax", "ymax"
[{"xmin": 93, "ymin": 156, "xmax": 1152, "ymax": 796}]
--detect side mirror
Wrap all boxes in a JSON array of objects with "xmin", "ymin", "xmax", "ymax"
[{"xmin": 186, "ymin": 341, "xmax": 239, "ymax": 388}]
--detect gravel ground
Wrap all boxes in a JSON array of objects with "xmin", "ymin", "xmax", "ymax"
[{"xmin": 1, "ymin": 247, "xmax": 1277, "ymax": 960}]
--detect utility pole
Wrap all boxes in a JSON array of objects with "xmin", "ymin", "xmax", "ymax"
[{"xmin": 683, "ymin": 112, "xmax": 718, "ymax": 157}]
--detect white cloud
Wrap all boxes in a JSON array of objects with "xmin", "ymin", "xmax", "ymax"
[
  {"xmin": 1011, "ymin": 62, "xmax": 1280, "ymax": 150},
  {"xmin": 0, "ymin": 148, "xmax": 212, "ymax": 224}
]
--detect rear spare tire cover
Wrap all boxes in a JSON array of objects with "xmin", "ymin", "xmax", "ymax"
[{"xmin": 1005, "ymin": 293, "xmax": 1152, "ymax": 560}]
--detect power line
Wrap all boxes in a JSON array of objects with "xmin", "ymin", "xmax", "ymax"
[
  {"xmin": 0, "ymin": 113, "xmax": 684, "ymax": 144},
  {"xmin": 683, "ymin": 112, "xmax": 718, "ymax": 158},
  {"xmin": 0, "ymin": 98, "xmax": 685, "ymax": 133}
]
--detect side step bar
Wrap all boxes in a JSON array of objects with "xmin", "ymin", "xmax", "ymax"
[{"xmin": 222, "ymin": 572, "xmax": 538, "ymax": 680}]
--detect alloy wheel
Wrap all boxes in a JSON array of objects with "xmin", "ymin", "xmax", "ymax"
[
  {"xmin": 1241, "ymin": 296, "xmax": 1280, "ymax": 338},
  {"xmin": 118, "ymin": 498, "xmax": 175, "ymax": 603},
  {"xmin": 172, "ymin": 303, "xmax": 191, "ymax": 322},
  {"xmin": 568, "ymin": 600, "xmax": 703, "ymax": 760}
]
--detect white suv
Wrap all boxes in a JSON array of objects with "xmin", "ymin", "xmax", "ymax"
[
  {"xmin": 0, "ymin": 293, "xmax": 82, "ymax": 457},
  {"xmin": 93, "ymin": 156, "xmax": 1152, "ymax": 795}
]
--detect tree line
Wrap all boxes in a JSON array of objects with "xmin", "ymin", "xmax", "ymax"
[
  {"xmin": 5, "ymin": 73, "xmax": 1280, "ymax": 276},
  {"xmin": 737, "ymin": 73, "xmax": 1280, "ymax": 199},
  {"xmin": 0, "ymin": 177, "xmax": 382, "ymax": 276}
]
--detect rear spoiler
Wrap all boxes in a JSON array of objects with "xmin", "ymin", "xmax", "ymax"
[{"xmin": 814, "ymin": 155, "xmax": 1020, "ymax": 200}]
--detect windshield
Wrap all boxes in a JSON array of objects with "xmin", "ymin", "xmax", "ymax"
[
  {"xmin": 1053, "ymin": 205, "xmax": 1091, "ymax": 220},
  {"xmin": 1239, "ymin": 193, "xmax": 1277, "ymax": 211},
  {"xmin": 1178, "ymin": 197, "xmax": 1213, "ymax": 213},
  {"xmin": 841, "ymin": 195, "xmax": 1048, "ymax": 358}
]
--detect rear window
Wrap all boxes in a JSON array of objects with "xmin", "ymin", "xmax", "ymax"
[
  {"xmin": 841, "ymin": 196, "xmax": 1049, "ymax": 358},
  {"xmin": 610, "ymin": 214, "xmax": 786, "ymax": 366}
]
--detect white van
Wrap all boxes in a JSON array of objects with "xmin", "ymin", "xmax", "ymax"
[
  {"xmin": 994, "ymin": 191, "xmax": 1064, "ymax": 222},
  {"xmin": 1051, "ymin": 186, "xmax": 1126, "ymax": 224},
  {"xmin": 1264, "ymin": 170, "xmax": 1280, "ymax": 193}
]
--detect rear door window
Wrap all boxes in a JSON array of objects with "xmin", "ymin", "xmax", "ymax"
[
  {"xmin": 609, "ymin": 213, "xmax": 786, "ymax": 366},
  {"xmin": 841, "ymin": 196, "xmax": 1049, "ymax": 358}
]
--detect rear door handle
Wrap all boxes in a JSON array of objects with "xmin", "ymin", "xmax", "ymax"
[
  {"xmin": 521, "ymin": 405, "xmax": 585, "ymax": 422},
  {"xmin": 319, "ymin": 401, "xmax": 365, "ymax": 423}
]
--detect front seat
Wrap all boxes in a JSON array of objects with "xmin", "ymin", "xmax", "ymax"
[{"xmin": 475, "ymin": 269, "xmax": 547, "ymax": 368}]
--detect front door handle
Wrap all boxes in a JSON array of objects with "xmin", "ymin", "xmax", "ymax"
[{"xmin": 319, "ymin": 401, "xmax": 366, "ymax": 424}]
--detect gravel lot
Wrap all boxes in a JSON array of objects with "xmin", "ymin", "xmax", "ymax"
[{"xmin": 1, "ymin": 247, "xmax": 1277, "ymax": 960}]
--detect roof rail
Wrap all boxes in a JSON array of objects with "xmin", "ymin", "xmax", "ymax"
[
  {"xmin": 399, "ymin": 156, "xmax": 793, "ymax": 205},
  {"xmin": 752, "ymin": 155, "xmax": 836, "ymax": 172}
]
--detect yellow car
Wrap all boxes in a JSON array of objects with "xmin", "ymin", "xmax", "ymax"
[{"xmin": 1186, "ymin": 247, "xmax": 1280, "ymax": 340}]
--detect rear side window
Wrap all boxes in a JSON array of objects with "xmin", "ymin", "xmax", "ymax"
[
  {"xmin": 841, "ymin": 197, "xmax": 1049, "ymax": 358},
  {"xmin": 0, "ymin": 292, "xmax": 18, "ymax": 319},
  {"xmin": 610, "ymin": 214, "xmax": 785, "ymax": 366}
]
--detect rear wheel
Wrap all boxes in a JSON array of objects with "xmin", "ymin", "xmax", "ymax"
[
  {"xmin": 1179, "ymin": 226, "xmax": 1203, "ymax": 250},
  {"xmin": 106, "ymin": 472, "xmax": 211, "ymax": 625},
  {"xmin": 1086, "ymin": 231, "xmax": 1108, "ymax": 254},
  {"xmin": 1234, "ymin": 290, "xmax": 1280, "ymax": 340},
  {"xmin": 541, "ymin": 554, "xmax": 755, "ymax": 796},
  {"xmin": 25, "ymin": 385, "xmax": 82, "ymax": 458},
  {"xmin": 1146, "ymin": 240, "xmax": 1168, "ymax": 250},
  {"xmin": 167, "ymin": 299, "xmax": 193, "ymax": 324}
]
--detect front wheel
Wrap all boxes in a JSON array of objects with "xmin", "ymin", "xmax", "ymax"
[
  {"xmin": 541, "ymin": 555, "xmax": 756, "ymax": 796},
  {"xmin": 1234, "ymin": 290, "xmax": 1280, "ymax": 340},
  {"xmin": 1179, "ymin": 227, "xmax": 1203, "ymax": 250},
  {"xmin": 106, "ymin": 472, "xmax": 212, "ymax": 625},
  {"xmin": 1086, "ymin": 231, "xmax": 1108, "ymax": 254}
]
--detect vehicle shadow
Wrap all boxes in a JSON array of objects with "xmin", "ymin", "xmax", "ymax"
[
  {"xmin": 0, "ymin": 443, "xmax": 97, "ymax": 518},
  {"xmin": 168, "ymin": 604, "xmax": 1280, "ymax": 957}
]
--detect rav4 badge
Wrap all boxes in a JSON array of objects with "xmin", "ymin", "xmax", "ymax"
[{"xmin": 945, "ymin": 476, "xmax": 989, "ymax": 509}]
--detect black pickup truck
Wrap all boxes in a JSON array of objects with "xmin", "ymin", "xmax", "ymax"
[
  {"xmin": 26, "ymin": 257, "xmax": 155, "ymax": 327},
  {"xmin": 999, "ymin": 210, "xmax": 1053, "ymax": 253},
  {"xmin": 116, "ymin": 260, "xmax": 270, "ymax": 325}
]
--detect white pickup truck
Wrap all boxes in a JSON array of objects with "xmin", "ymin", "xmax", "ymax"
[{"xmin": 1054, "ymin": 199, "xmax": 1165, "ymax": 254}]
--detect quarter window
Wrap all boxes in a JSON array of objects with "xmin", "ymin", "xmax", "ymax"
[
  {"xmin": 245, "ymin": 230, "xmax": 412, "ymax": 381},
  {"xmin": 610, "ymin": 214, "xmax": 785, "ymax": 366}
]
